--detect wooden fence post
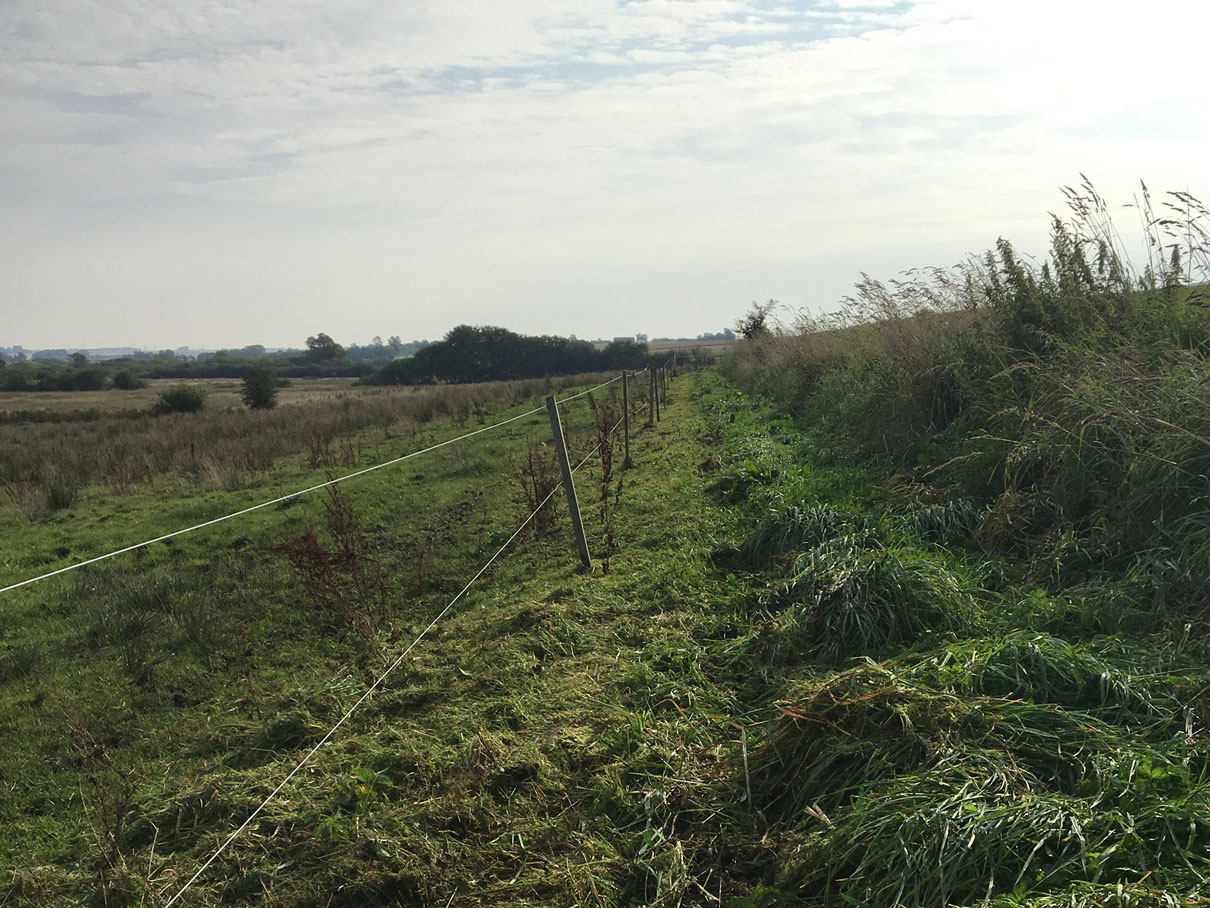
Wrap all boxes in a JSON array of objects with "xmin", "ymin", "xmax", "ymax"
[
  {"xmin": 622, "ymin": 371, "xmax": 632, "ymax": 468},
  {"xmin": 647, "ymin": 360, "xmax": 656, "ymax": 428},
  {"xmin": 655, "ymin": 368, "xmax": 661, "ymax": 422},
  {"xmin": 545, "ymin": 396, "xmax": 591, "ymax": 569}
]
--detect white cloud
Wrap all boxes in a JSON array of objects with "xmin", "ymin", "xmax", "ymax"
[{"xmin": 1, "ymin": 0, "xmax": 1206, "ymax": 347}]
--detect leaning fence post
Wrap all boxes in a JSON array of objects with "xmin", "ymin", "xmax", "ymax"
[
  {"xmin": 622, "ymin": 371, "xmax": 632, "ymax": 468},
  {"xmin": 655, "ymin": 368, "xmax": 661, "ymax": 422},
  {"xmin": 647, "ymin": 360, "xmax": 656, "ymax": 428},
  {"xmin": 545, "ymin": 395, "xmax": 592, "ymax": 570}
]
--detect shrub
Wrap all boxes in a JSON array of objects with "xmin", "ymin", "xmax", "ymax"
[
  {"xmin": 277, "ymin": 485, "xmax": 389, "ymax": 637},
  {"xmin": 240, "ymin": 365, "xmax": 278, "ymax": 410},
  {"xmin": 515, "ymin": 442, "xmax": 561, "ymax": 538},
  {"xmin": 43, "ymin": 472, "xmax": 79, "ymax": 511},
  {"xmin": 70, "ymin": 367, "xmax": 108, "ymax": 391},
  {"xmin": 111, "ymin": 370, "xmax": 146, "ymax": 390},
  {"xmin": 5, "ymin": 468, "xmax": 79, "ymax": 521},
  {"xmin": 153, "ymin": 384, "xmax": 206, "ymax": 414}
]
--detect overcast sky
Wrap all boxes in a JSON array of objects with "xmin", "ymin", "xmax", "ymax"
[{"xmin": 1, "ymin": 0, "xmax": 1206, "ymax": 350}]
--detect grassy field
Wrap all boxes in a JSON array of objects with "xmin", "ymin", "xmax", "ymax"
[
  {"xmin": 0, "ymin": 374, "xmax": 623, "ymax": 524},
  {"xmin": 0, "ymin": 378, "xmax": 361, "ymax": 419},
  {"xmin": 3, "ymin": 357, "xmax": 1208, "ymax": 907},
  {"xmin": 1, "ymin": 366, "xmax": 722, "ymax": 906},
  {"xmin": 646, "ymin": 340, "xmax": 733, "ymax": 355}
]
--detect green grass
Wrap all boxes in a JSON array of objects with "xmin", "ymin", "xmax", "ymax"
[
  {"xmin": 0, "ymin": 370, "xmax": 756, "ymax": 905},
  {"xmin": 3, "ymin": 366, "xmax": 1209, "ymax": 907}
]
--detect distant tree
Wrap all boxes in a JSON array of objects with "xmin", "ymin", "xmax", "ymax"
[
  {"xmin": 736, "ymin": 299, "xmax": 778, "ymax": 339},
  {"xmin": 69, "ymin": 352, "xmax": 88, "ymax": 368},
  {"xmin": 304, "ymin": 333, "xmax": 345, "ymax": 362},
  {"xmin": 368, "ymin": 325, "xmax": 646, "ymax": 386},
  {"xmin": 2, "ymin": 362, "xmax": 32, "ymax": 390},
  {"xmin": 241, "ymin": 365, "xmax": 278, "ymax": 410},
  {"xmin": 112, "ymin": 369, "xmax": 146, "ymax": 390},
  {"xmin": 69, "ymin": 367, "xmax": 106, "ymax": 391},
  {"xmin": 154, "ymin": 384, "xmax": 206, "ymax": 414},
  {"xmin": 600, "ymin": 338, "xmax": 649, "ymax": 370}
]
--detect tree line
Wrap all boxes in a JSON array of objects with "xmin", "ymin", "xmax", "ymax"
[
  {"xmin": 362, "ymin": 325, "xmax": 649, "ymax": 386},
  {"xmin": 0, "ymin": 334, "xmax": 425, "ymax": 391},
  {"xmin": 0, "ymin": 327, "xmax": 652, "ymax": 393}
]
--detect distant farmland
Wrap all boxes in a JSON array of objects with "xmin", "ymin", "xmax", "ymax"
[{"xmin": 592, "ymin": 338, "xmax": 734, "ymax": 353}]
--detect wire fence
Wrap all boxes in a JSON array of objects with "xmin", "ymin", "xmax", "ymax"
[
  {"xmin": 0, "ymin": 358, "xmax": 681, "ymax": 905},
  {"xmin": 0, "ymin": 375, "xmax": 634, "ymax": 596},
  {"xmin": 161, "ymin": 386, "xmax": 644, "ymax": 905}
]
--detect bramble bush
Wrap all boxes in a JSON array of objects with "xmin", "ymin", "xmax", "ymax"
[{"xmin": 153, "ymin": 384, "xmax": 206, "ymax": 415}]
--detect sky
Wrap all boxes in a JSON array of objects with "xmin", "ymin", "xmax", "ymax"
[{"xmin": 1, "ymin": 0, "xmax": 1207, "ymax": 350}]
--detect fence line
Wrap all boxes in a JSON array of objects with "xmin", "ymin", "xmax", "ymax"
[
  {"xmin": 0, "ymin": 377, "xmax": 625, "ymax": 597},
  {"xmin": 161, "ymin": 435, "xmax": 616, "ymax": 908},
  {"xmin": 554, "ymin": 372, "xmax": 625, "ymax": 405},
  {"xmin": 5, "ymin": 364, "xmax": 675, "ymax": 903}
]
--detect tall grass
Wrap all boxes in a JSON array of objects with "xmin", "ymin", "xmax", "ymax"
[
  {"xmin": 711, "ymin": 188, "xmax": 1210, "ymax": 905},
  {"xmin": 725, "ymin": 181, "xmax": 1210, "ymax": 600}
]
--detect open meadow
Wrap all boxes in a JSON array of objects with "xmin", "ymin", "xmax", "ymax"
[
  {"xmin": 0, "ymin": 378, "xmax": 362, "ymax": 421},
  {"xmin": 646, "ymin": 339, "xmax": 733, "ymax": 355}
]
